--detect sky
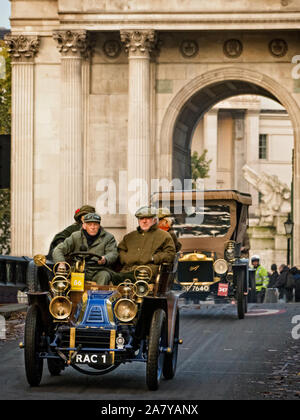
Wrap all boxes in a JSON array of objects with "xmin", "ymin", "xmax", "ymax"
[{"xmin": 0, "ymin": 0, "xmax": 10, "ymax": 28}]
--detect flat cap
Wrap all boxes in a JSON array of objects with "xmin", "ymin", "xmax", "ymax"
[
  {"xmin": 157, "ymin": 207, "xmax": 171, "ymax": 220},
  {"xmin": 135, "ymin": 206, "xmax": 158, "ymax": 219},
  {"xmin": 83, "ymin": 212, "xmax": 101, "ymax": 223},
  {"xmin": 74, "ymin": 205, "xmax": 96, "ymax": 222}
]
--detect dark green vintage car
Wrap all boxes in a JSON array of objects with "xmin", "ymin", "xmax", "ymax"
[{"xmin": 152, "ymin": 190, "xmax": 252, "ymax": 319}]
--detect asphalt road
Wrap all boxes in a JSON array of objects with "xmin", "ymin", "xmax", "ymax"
[{"xmin": 0, "ymin": 302, "xmax": 299, "ymax": 401}]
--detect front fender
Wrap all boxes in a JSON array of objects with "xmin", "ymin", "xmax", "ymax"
[
  {"xmin": 137, "ymin": 292, "xmax": 179, "ymax": 350},
  {"xmin": 27, "ymin": 292, "xmax": 52, "ymax": 331}
]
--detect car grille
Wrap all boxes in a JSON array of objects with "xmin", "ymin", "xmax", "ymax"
[
  {"xmin": 87, "ymin": 306, "xmax": 104, "ymax": 324},
  {"xmin": 59, "ymin": 327, "xmax": 111, "ymax": 350},
  {"xmin": 178, "ymin": 260, "xmax": 214, "ymax": 282}
]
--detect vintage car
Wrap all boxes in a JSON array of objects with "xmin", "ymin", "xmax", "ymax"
[
  {"xmin": 21, "ymin": 252, "xmax": 180, "ymax": 391},
  {"xmin": 152, "ymin": 190, "xmax": 252, "ymax": 319}
]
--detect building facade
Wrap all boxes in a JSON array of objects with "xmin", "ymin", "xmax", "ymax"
[
  {"xmin": 191, "ymin": 96, "xmax": 293, "ymax": 214},
  {"xmin": 6, "ymin": 0, "xmax": 300, "ymax": 265}
]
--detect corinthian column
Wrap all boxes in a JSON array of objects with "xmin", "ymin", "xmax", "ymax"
[
  {"xmin": 53, "ymin": 30, "xmax": 92, "ymax": 228},
  {"xmin": 120, "ymin": 30, "xmax": 157, "ymax": 232},
  {"xmin": 4, "ymin": 34, "xmax": 39, "ymax": 256}
]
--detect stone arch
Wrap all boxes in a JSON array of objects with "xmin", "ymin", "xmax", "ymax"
[{"xmin": 159, "ymin": 67, "xmax": 300, "ymax": 265}]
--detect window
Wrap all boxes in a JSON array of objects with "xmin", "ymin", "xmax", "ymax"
[
  {"xmin": 170, "ymin": 203, "xmax": 231, "ymax": 238},
  {"xmin": 259, "ymin": 134, "xmax": 268, "ymax": 159}
]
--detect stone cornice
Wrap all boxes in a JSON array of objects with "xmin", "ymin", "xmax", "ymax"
[
  {"xmin": 54, "ymin": 12, "xmax": 300, "ymax": 30},
  {"xmin": 4, "ymin": 34, "xmax": 40, "ymax": 62},
  {"xmin": 52, "ymin": 30, "xmax": 94, "ymax": 59},
  {"xmin": 120, "ymin": 30, "xmax": 157, "ymax": 57}
]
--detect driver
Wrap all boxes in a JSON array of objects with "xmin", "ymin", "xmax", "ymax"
[{"xmin": 52, "ymin": 212, "xmax": 118, "ymax": 285}]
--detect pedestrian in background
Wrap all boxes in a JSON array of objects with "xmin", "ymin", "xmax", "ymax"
[
  {"xmin": 275, "ymin": 264, "xmax": 295, "ymax": 303},
  {"xmin": 268, "ymin": 263, "xmax": 279, "ymax": 288},
  {"xmin": 251, "ymin": 255, "xmax": 269, "ymax": 303},
  {"xmin": 290, "ymin": 266, "xmax": 300, "ymax": 302}
]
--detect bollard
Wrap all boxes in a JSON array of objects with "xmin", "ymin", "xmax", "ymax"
[
  {"xmin": 264, "ymin": 288, "xmax": 278, "ymax": 303},
  {"xmin": 0, "ymin": 315, "xmax": 5, "ymax": 339}
]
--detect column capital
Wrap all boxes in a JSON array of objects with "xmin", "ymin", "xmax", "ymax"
[
  {"xmin": 120, "ymin": 29, "xmax": 157, "ymax": 57},
  {"xmin": 4, "ymin": 34, "xmax": 40, "ymax": 62},
  {"xmin": 53, "ymin": 30, "xmax": 94, "ymax": 59}
]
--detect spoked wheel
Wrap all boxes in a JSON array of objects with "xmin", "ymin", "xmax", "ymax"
[
  {"xmin": 24, "ymin": 305, "xmax": 44, "ymax": 386},
  {"xmin": 236, "ymin": 270, "xmax": 246, "ymax": 320},
  {"xmin": 163, "ymin": 309, "xmax": 179, "ymax": 380},
  {"xmin": 146, "ymin": 309, "xmax": 167, "ymax": 391}
]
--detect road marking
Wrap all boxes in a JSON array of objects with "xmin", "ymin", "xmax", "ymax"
[{"xmin": 246, "ymin": 309, "xmax": 286, "ymax": 317}]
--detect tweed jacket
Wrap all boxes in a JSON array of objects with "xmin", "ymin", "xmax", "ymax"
[
  {"xmin": 118, "ymin": 224, "xmax": 176, "ymax": 276},
  {"xmin": 52, "ymin": 228, "xmax": 118, "ymax": 267}
]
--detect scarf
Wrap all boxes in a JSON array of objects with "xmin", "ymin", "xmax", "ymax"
[{"xmin": 83, "ymin": 228, "xmax": 101, "ymax": 247}]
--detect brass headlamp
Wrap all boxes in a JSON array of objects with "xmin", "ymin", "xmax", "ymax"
[
  {"xmin": 213, "ymin": 259, "xmax": 228, "ymax": 275},
  {"xmin": 114, "ymin": 298, "xmax": 138, "ymax": 323},
  {"xmin": 225, "ymin": 240, "xmax": 236, "ymax": 262},
  {"xmin": 50, "ymin": 275, "xmax": 70, "ymax": 295},
  {"xmin": 135, "ymin": 280, "xmax": 150, "ymax": 298},
  {"xmin": 49, "ymin": 296, "xmax": 72, "ymax": 320},
  {"xmin": 134, "ymin": 266, "xmax": 153, "ymax": 282}
]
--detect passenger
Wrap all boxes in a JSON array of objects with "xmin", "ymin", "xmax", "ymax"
[
  {"xmin": 52, "ymin": 212, "xmax": 118, "ymax": 285},
  {"xmin": 47, "ymin": 205, "xmax": 95, "ymax": 259},
  {"xmin": 157, "ymin": 207, "xmax": 182, "ymax": 252},
  {"xmin": 112, "ymin": 206, "xmax": 176, "ymax": 284}
]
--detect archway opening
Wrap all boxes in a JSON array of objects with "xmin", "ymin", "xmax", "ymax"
[
  {"xmin": 172, "ymin": 79, "xmax": 280, "ymax": 182},
  {"xmin": 170, "ymin": 78, "xmax": 295, "ymax": 270}
]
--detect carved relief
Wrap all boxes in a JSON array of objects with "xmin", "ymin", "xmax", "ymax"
[
  {"xmin": 223, "ymin": 39, "xmax": 243, "ymax": 58},
  {"xmin": 269, "ymin": 39, "xmax": 288, "ymax": 58},
  {"xmin": 4, "ymin": 34, "xmax": 40, "ymax": 61},
  {"xmin": 103, "ymin": 40, "xmax": 122, "ymax": 58},
  {"xmin": 243, "ymin": 164, "xmax": 291, "ymax": 226},
  {"xmin": 180, "ymin": 40, "xmax": 199, "ymax": 58},
  {"xmin": 120, "ymin": 30, "xmax": 157, "ymax": 56},
  {"xmin": 53, "ymin": 30, "xmax": 93, "ymax": 59}
]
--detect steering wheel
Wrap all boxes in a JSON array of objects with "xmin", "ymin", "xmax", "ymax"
[{"xmin": 69, "ymin": 251, "xmax": 102, "ymax": 260}]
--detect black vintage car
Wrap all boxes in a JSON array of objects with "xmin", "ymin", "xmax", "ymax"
[
  {"xmin": 152, "ymin": 190, "xmax": 252, "ymax": 319},
  {"xmin": 21, "ymin": 253, "xmax": 180, "ymax": 391}
]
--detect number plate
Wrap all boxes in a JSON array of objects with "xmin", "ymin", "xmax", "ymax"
[
  {"xmin": 71, "ymin": 272, "xmax": 85, "ymax": 291},
  {"xmin": 182, "ymin": 284, "xmax": 210, "ymax": 292},
  {"xmin": 218, "ymin": 283, "xmax": 229, "ymax": 296},
  {"xmin": 74, "ymin": 353, "xmax": 112, "ymax": 365}
]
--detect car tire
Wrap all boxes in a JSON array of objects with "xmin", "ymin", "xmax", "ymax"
[
  {"xmin": 237, "ymin": 270, "xmax": 246, "ymax": 320},
  {"xmin": 24, "ymin": 305, "xmax": 44, "ymax": 386},
  {"xmin": 146, "ymin": 308, "xmax": 167, "ymax": 391},
  {"xmin": 26, "ymin": 260, "xmax": 40, "ymax": 292},
  {"xmin": 163, "ymin": 309, "xmax": 179, "ymax": 380}
]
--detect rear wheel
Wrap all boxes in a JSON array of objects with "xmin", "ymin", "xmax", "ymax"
[
  {"xmin": 163, "ymin": 309, "xmax": 179, "ymax": 380},
  {"xmin": 26, "ymin": 261, "xmax": 40, "ymax": 292},
  {"xmin": 24, "ymin": 305, "xmax": 44, "ymax": 386},
  {"xmin": 146, "ymin": 309, "xmax": 167, "ymax": 391}
]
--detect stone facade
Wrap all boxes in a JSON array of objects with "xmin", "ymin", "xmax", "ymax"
[{"xmin": 6, "ymin": 0, "xmax": 300, "ymax": 266}]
